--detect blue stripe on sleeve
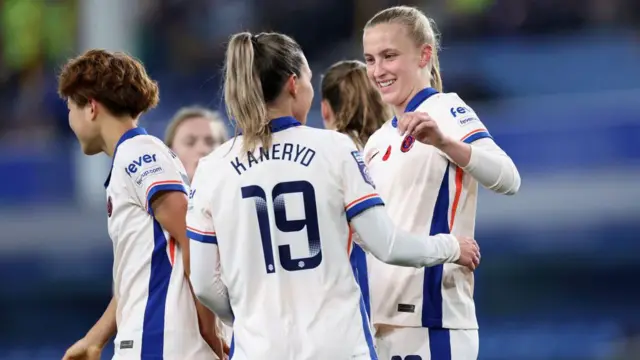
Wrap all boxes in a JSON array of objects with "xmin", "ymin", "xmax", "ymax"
[
  {"xmin": 462, "ymin": 131, "xmax": 492, "ymax": 144},
  {"xmin": 146, "ymin": 183, "xmax": 187, "ymax": 215},
  {"xmin": 187, "ymin": 229, "xmax": 218, "ymax": 244},
  {"xmin": 346, "ymin": 197, "xmax": 385, "ymax": 222}
]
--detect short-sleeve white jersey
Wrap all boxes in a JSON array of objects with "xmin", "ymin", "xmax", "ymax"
[
  {"xmin": 363, "ymin": 88, "xmax": 491, "ymax": 330},
  {"xmin": 105, "ymin": 127, "xmax": 216, "ymax": 359},
  {"xmin": 186, "ymin": 116, "xmax": 381, "ymax": 360}
]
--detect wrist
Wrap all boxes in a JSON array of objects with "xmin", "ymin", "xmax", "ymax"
[
  {"xmin": 83, "ymin": 334, "xmax": 108, "ymax": 349},
  {"xmin": 435, "ymin": 135, "xmax": 456, "ymax": 152},
  {"xmin": 84, "ymin": 327, "xmax": 111, "ymax": 349}
]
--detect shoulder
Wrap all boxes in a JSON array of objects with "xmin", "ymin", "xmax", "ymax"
[
  {"xmin": 419, "ymin": 92, "xmax": 476, "ymax": 117},
  {"xmin": 417, "ymin": 92, "xmax": 482, "ymax": 127},
  {"xmin": 117, "ymin": 135, "xmax": 171, "ymax": 160}
]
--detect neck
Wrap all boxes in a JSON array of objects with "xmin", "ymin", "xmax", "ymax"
[
  {"xmin": 101, "ymin": 117, "xmax": 138, "ymax": 157},
  {"xmin": 267, "ymin": 109, "xmax": 294, "ymax": 120},
  {"xmin": 394, "ymin": 76, "xmax": 432, "ymax": 117}
]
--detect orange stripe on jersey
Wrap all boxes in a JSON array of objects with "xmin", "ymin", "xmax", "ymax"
[
  {"xmin": 144, "ymin": 180, "xmax": 184, "ymax": 199},
  {"xmin": 460, "ymin": 128, "xmax": 487, "ymax": 142},
  {"xmin": 347, "ymin": 225, "xmax": 354, "ymax": 255},
  {"xmin": 345, "ymin": 193, "xmax": 378, "ymax": 210},
  {"xmin": 449, "ymin": 167, "xmax": 464, "ymax": 230},
  {"xmin": 169, "ymin": 237, "xmax": 176, "ymax": 265}
]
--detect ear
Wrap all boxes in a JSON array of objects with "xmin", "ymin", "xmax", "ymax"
[
  {"xmin": 285, "ymin": 74, "xmax": 298, "ymax": 98},
  {"xmin": 418, "ymin": 44, "xmax": 432, "ymax": 69},
  {"xmin": 87, "ymin": 99, "xmax": 99, "ymax": 121}
]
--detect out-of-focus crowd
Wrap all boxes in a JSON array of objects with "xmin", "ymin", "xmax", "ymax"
[{"xmin": 0, "ymin": 0, "xmax": 638, "ymax": 145}]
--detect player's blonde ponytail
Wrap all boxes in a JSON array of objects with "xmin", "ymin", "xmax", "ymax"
[
  {"xmin": 223, "ymin": 32, "xmax": 305, "ymax": 155},
  {"xmin": 224, "ymin": 32, "xmax": 270, "ymax": 154},
  {"xmin": 366, "ymin": 6, "xmax": 444, "ymax": 92}
]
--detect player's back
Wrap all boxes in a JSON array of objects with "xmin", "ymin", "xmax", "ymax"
[{"xmin": 200, "ymin": 117, "xmax": 376, "ymax": 359}]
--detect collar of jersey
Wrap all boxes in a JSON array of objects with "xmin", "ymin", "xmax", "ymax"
[
  {"xmin": 237, "ymin": 116, "xmax": 301, "ymax": 135},
  {"xmin": 104, "ymin": 127, "xmax": 148, "ymax": 188},
  {"xmin": 270, "ymin": 116, "xmax": 301, "ymax": 132},
  {"xmin": 391, "ymin": 87, "xmax": 439, "ymax": 128}
]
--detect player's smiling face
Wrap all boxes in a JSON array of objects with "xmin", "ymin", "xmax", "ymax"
[
  {"xmin": 363, "ymin": 23, "xmax": 424, "ymax": 110},
  {"xmin": 67, "ymin": 99, "xmax": 102, "ymax": 155}
]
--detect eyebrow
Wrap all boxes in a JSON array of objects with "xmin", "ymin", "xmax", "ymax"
[{"xmin": 366, "ymin": 48, "xmax": 398, "ymax": 57}]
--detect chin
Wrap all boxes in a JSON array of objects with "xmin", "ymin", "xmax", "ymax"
[
  {"xmin": 381, "ymin": 92, "xmax": 403, "ymax": 108},
  {"xmin": 81, "ymin": 143, "xmax": 102, "ymax": 156}
]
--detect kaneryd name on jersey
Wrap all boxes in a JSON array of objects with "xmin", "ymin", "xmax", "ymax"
[{"xmin": 230, "ymin": 142, "xmax": 316, "ymax": 175}]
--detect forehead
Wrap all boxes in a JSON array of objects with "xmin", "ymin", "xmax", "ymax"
[
  {"xmin": 300, "ymin": 54, "xmax": 312, "ymax": 76},
  {"xmin": 175, "ymin": 117, "xmax": 213, "ymax": 135},
  {"xmin": 363, "ymin": 23, "xmax": 413, "ymax": 54}
]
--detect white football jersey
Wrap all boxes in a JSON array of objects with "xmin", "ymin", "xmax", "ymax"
[
  {"xmin": 105, "ymin": 127, "xmax": 216, "ymax": 360},
  {"xmin": 186, "ymin": 116, "xmax": 381, "ymax": 360},
  {"xmin": 363, "ymin": 88, "xmax": 491, "ymax": 330}
]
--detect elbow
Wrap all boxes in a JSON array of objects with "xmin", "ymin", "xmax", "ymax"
[
  {"xmin": 503, "ymin": 165, "xmax": 522, "ymax": 196},
  {"xmin": 492, "ymin": 161, "xmax": 521, "ymax": 196},
  {"xmin": 506, "ymin": 175, "xmax": 521, "ymax": 195}
]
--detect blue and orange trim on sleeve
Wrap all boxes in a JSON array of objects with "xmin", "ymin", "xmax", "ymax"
[
  {"xmin": 145, "ymin": 180, "xmax": 187, "ymax": 215},
  {"xmin": 460, "ymin": 128, "xmax": 492, "ymax": 144},
  {"xmin": 345, "ymin": 193, "xmax": 384, "ymax": 222},
  {"xmin": 187, "ymin": 226, "xmax": 218, "ymax": 244}
]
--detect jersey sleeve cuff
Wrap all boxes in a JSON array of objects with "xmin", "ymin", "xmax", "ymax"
[
  {"xmin": 145, "ymin": 180, "xmax": 187, "ymax": 215},
  {"xmin": 460, "ymin": 128, "xmax": 492, "ymax": 144},
  {"xmin": 187, "ymin": 227, "xmax": 218, "ymax": 244},
  {"xmin": 345, "ymin": 194, "xmax": 384, "ymax": 222}
]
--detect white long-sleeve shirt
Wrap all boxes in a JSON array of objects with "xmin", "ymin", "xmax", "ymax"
[
  {"xmin": 186, "ymin": 116, "xmax": 462, "ymax": 360},
  {"xmin": 361, "ymin": 87, "xmax": 520, "ymax": 330}
]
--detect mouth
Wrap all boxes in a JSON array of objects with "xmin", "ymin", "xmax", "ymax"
[{"xmin": 377, "ymin": 79, "xmax": 396, "ymax": 88}]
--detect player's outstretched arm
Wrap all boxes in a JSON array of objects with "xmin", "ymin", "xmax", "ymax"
[
  {"xmin": 351, "ymin": 206, "xmax": 481, "ymax": 270},
  {"xmin": 189, "ymin": 239, "xmax": 234, "ymax": 326},
  {"xmin": 62, "ymin": 296, "xmax": 116, "ymax": 360},
  {"xmin": 151, "ymin": 191, "xmax": 227, "ymax": 358}
]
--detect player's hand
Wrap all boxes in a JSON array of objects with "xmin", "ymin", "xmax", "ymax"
[
  {"xmin": 62, "ymin": 338, "xmax": 102, "ymax": 360},
  {"xmin": 397, "ymin": 112, "xmax": 449, "ymax": 149},
  {"xmin": 454, "ymin": 236, "xmax": 481, "ymax": 270}
]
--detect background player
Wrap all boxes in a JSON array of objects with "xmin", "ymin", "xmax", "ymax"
[
  {"xmin": 320, "ymin": 59, "xmax": 390, "ymax": 317},
  {"xmin": 58, "ymin": 49, "xmax": 223, "ymax": 360},
  {"xmin": 164, "ymin": 106, "xmax": 233, "ymax": 353},
  {"xmin": 362, "ymin": 6, "xmax": 521, "ymax": 360},
  {"xmin": 186, "ymin": 31, "xmax": 480, "ymax": 360},
  {"xmin": 164, "ymin": 106, "xmax": 230, "ymax": 182},
  {"xmin": 320, "ymin": 60, "xmax": 390, "ymax": 150}
]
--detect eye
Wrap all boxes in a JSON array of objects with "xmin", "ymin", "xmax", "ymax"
[
  {"xmin": 185, "ymin": 136, "xmax": 197, "ymax": 147},
  {"xmin": 384, "ymin": 53, "xmax": 397, "ymax": 60}
]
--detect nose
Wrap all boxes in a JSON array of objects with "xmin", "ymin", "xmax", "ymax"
[
  {"xmin": 373, "ymin": 61, "xmax": 386, "ymax": 79},
  {"xmin": 196, "ymin": 140, "xmax": 212, "ymax": 158}
]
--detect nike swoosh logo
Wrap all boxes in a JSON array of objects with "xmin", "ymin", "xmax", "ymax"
[{"xmin": 367, "ymin": 150, "xmax": 380, "ymax": 163}]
